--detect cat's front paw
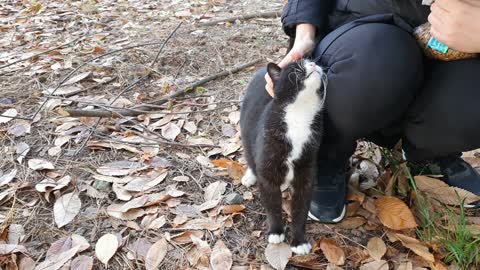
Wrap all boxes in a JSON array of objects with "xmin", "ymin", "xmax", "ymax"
[
  {"xmin": 267, "ymin": 233, "xmax": 285, "ymax": 244},
  {"xmin": 291, "ymin": 242, "xmax": 312, "ymax": 255},
  {"xmin": 241, "ymin": 168, "xmax": 257, "ymax": 187}
]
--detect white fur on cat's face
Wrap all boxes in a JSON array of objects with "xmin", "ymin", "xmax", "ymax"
[{"xmin": 281, "ymin": 60, "xmax": 326, "ymax": 191}]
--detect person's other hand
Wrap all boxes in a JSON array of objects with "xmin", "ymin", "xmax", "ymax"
[
  {"xmin": 265, "ymin": 23, "xmax": 316, "ymax": 97},
  {"xmin": 429, "ymin": 0, "xmax": 480, "ymax": 53}
]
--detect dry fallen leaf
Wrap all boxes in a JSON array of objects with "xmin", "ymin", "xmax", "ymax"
[
  {"xmin": 95, "ymin": 234, "xmax": 119, "ymax": 266},
  {"xmin": 34, "ymin": 246, "xmax": 80, "ymax": 270},
  {"xmin": 0, "ymin": 244, "xmax": 28, "ymax": 255},
  {"xmin": 28, "ymin": 159, "xmax": 54, "ymax": 170},
  {"xmin": 210, "ymin": 240, "xmax": 233, "ymax": 270},
  {"xmin": 0, "ymin": 169, "xmax": 17, "ymax": 187},
  {"xmin": 204, "ymin": 181, "xmax": 227, "ymax": 201},
  {"xmin": 367, "ymin": 237, "xmax": 386, "ymax": 261},
  {"xmin": 171, "ymin": 231, "xmax": 204, "ymax": 244},
  {"xmin": 414, "ymin": 176, "xmax": 480, "ymax": 205},
  {"xmin": 375, "ymin": 196, "xmax": 417, "ymax": 230},
  {"xmin": 189, "ymin": 235, "xmax": 211, "ymax": 267},
  {"xmin": 122, "ymin": 170, "xmax": 168, "ymax": 192},
  {"xmin": 71, "ymin": 255, "xmax": 93, "ymax": 270},
  {"xmin": 54, "ymin": 192, "xmax": 81, "ymax": 228},
  {"xmin": 265, "ymin": 242, "xmax": 292, "ymax": 270},
  {"xmin": 161, "ymin": 122, "xmax": 181, "ymax": 141},
  {"xmin": 221, "ymin": 204, "xmax": 246, "ymax": 215},
  {"xmin": 145, "ymin": 238, "xmax": 168, "ymax": 270},
  {"xmin": 63, "ymin": 71, "xmax": 91, "ymax": 85},
  {"xmin": 397, "ymin": 261, "xmax": 413, "ymax": 270},
  {"xmin": 394, "ymin": 233, "xmax": 434, "ymax": 262},
  {"xmin": 335, "ymin": 216, "xmax": 366, "ymax": 230},
  {"xmin": 318, "ymin": 238, "xmax": 345, "ymax": 266},
  {"xmin": 0, "ymin": 108, "xmax": 17, "ymax": 124},
  {"xmin": 359, "ymin": 260, "xmax": 389, "ymax": 270}
]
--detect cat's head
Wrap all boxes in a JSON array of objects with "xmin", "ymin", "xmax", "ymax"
[{"xmin": 267, "ymin": 59, "xmax": 326, "ymax": 105}]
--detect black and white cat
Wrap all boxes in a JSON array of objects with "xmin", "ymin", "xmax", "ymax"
[{"xmin": 240, "ymin": 60, "xmax": 327, "ymax": 255}]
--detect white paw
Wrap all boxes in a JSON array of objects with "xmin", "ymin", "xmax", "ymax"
[
  {"xmin": 241, "ymin": 168, "xmax": 257, "ymax": 187},
  {"xmin": 268, "ymin": 233, "xmax": 285, "ymax": 244},
  {"xmin": 291, "ymin": 243, "xmax": 312, "ymax": 255}
]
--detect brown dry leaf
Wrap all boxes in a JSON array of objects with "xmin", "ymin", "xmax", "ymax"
[
  {"xmin": 178, "ymin": 217, "xmax": 223, "ymax": 231},
  {"xmin": 146, "ymin": 216, "xmax": 166, "ymax": 230},
  {"xmin": 289, "ymin": 254, "xmax": 323, "ymax": 269},
  {"xmin": 430, "ymin": 260, "xmax": 448, "ymax": 270},
  {"xmin": 394, "ymin": 233, "xmax": 434, "ymax": 262},
  {"xmin": 188, "ymin": 137, "xmax": 214, "ymax": 145},
  {"xmin": 0, "ymin": 109, "xmax": 17, "ymax": 124},
  {"xmin": 414, "ymin": 176, "xmax": 480, "ymax": 205},
  {"xmin": 173, "ymin": 176, "xmax": 189, "ymax": 182},
  {"xmin": 0, "ymin": 169, "xmax": 17, "ymax": 187},
  {"xmin": 210, "ymin": 240, "xmax": 232, "ymax": 270},
  {"xmin": 0, "ymin": 244, "xmax": 28, "ymax": 255},
  {"xmin": 112, "ymin": 183, "xmax": 132, "ymax": 201},
  {"xmin": 397, "ymin": 261, "xmax": 413, "ymax": 270},
  {"xmin": 95, "ymin": 234, "xmax": 119, "ymax": 266},
  {"xmin": 359, "ymin": 260, "xmax": 388, "ymax": 270},
  {"xmin": 145, "ymin": 238, "xmax": 168, "ymax": 270},
  {"xmin": 227, "ymin": 161, "xmax": 246, "ymax": 183},
  {"xmin": 54, "ymin": 192, "xmax": 81, "ymax": 228},
  {"xmin": 204, "ymin": 181, "xmax": 227, "ymax": 201},
  {"xmin": 173, "ymin": 214, "xmax": 188, "ymax": 226},
  {"xmin": 87, "ymin": 141, "xmax": 141, "ymax": 154},
  {"xmin": 188, "ymin": 236, "xmax": 211, "ymax": 267},
  {"xmin": 265, "ymin": 243, "xmax": 292, "ymax": 270},
  {"xmin": 318, "ymin": 239, "xmax": 345, "ymax": 266},
  {"xmin": 70, "ymin": 255, "xmax": 93, "ymax": 270},
  {"xmin": 197, "ymin": 199, "xmax": 221, "ymax": 212},
  {"xmin": 107, "ymin": 204, "xmax": 146, "ymax": 220},
  {"xmin": 335, "ymin": 217, "xmax": 366, "ymax": 229},
  {"xmin": 211, "ymin": 159, "xmax": 232, "ymax": 168},
  {"xmin": 28, "ymin": 159, "xmax": 54, "ymax": 170},
  {"xmin": 96, "ymin": 160, "xmax": 146, "ymax": 176},
  {"xmin": 18, "ymin": 255, "xmax": 36, "ymax": 270},
  {"xmin": 46, "ymin": 236, "xmax": 72, "ymax": 258},
  {"xmin": 161, "ymin": 122, "xmax": 181, "ymax": 141},
  {"xmin": 367, "ymin": 237, "xmax": 386, "ymax": 261},
  {"xmin": 375, "ymin": 196, "xmax": 417, "ymax": 230},
  {"xmin": 34, "ymin": 246, "xmax": 80, "ymax": 270},
  {"xmin": 172, "ymin": 231, "xmax": 204, "ymax": 245},
  {"xmin": 221, "ymin": 204, "xmax": 246, "ymax": 215},
  {"xmin": 63, "ymin": 71, "xmax": 91, "ymax": 85},
  {"xmin": 228, "ymin": 111, "xmax": 240, "ymax": 124},
  {"xmin": 122, "ymin": 170, "xmax": 168, "ymax": 192}
]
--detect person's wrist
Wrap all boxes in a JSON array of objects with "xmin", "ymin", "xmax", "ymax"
[{"xmin": 295, "ymin": 23, "xmax": 316, "ymax": 44}]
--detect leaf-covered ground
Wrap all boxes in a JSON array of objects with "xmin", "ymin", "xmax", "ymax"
[{"xmin": 0, "ymin": 1, "xmax": 479, "ymax": 270}]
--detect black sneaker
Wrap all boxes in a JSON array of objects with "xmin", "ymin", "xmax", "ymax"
[
  {"xmin": 409, "ymin": 154, "xmax": 480, "ymax": 208},
  {"xmin": 308, "ymin": 158, "xmax": 348, "ymax": 223}
]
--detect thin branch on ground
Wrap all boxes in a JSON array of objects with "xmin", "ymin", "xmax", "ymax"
[
  {"xmin": 198, "ymin": 10, "xmax": 281, "ymax": 26},
  {"xmin": 30, "ymin": 38, "xmax": 184, "ymax": 121},
  {"xmin": 0, "ymin": 35, "xmax": 85, "ymax": 71},
  {"xmin": 72, "ymin": 22, "xmax": 183, "ymax": 155},
  {"xmin": 63, "ymin": 59, "xmax": 260, "ymax": 117}
]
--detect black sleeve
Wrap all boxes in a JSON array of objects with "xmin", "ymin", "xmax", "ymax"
[{"xmin": 281, "ymin": 0, "xmax": 334, "ymax": 39}]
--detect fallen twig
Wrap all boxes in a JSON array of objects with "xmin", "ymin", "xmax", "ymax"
[
  {"xmin": 73, "ymin": 22, "xmax": 183, "ymax": 155},
  {"xmin": 31, "ymin": 38, "xmax": 183, "ymax": 121},
  {"xmin": 199, "ymin": 10, "xmax": 281, "ymax": 26},
  {"xmin": 0, "ymin": 35, "xmax": 84, "ymax": 71},
  {"xmin": 63, "ymin": 59, "xmax": 260, "ymax": 118}
]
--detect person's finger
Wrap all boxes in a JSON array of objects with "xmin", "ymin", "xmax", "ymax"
[
  {"xmin": 278, "ymin": 50, "xmax": 302, "ymax": 68},
  {"xmin": 431, "ymin": 2, "xmax": 450, "ymax": 18},
  {"xmin": 428, "ymin": 11, "xmax": 445, "ymax": 30},
  {"xmin": 264, "ymin": 73, "xmax": 274, "ymax": 97}
]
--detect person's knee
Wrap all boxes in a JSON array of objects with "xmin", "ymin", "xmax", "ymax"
[{"xmin": 316, "ymin": 24, "xmax": 423, "ymax": 137}]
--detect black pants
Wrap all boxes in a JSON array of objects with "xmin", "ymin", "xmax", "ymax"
[{"xmin": 249, "ymin": 18, "xmax": 480, "ymax": 161}]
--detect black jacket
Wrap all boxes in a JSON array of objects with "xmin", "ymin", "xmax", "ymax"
[{"xmin": 281, "ymin": 0, "xmax": 430, "ymax": 39}]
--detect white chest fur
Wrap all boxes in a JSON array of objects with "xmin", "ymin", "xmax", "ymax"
[{"xmin": 280, "ymin": 74, "xmax": 324, "ymax": 191}]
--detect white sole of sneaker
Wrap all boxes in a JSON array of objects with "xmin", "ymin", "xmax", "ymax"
[{"xmin": 307, "ymin": 205, "xmax": 346, "ymax": 223}]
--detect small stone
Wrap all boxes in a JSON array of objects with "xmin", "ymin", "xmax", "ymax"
[
  {"xmin": 0, "ymin": 97, "xmax": 15, "ymax": 105},
  {"xmin": 93, "ymin": 180, "xmax": 111, "ymax": 192},
  {"xmin": 225, "ymin": 192, "xmax": 243, "ymax": 205}
]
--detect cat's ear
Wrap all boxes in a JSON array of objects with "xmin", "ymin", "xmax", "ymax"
[{"xmin": 267, "ymin": 63, "xmax": 282, "ymax": 82}]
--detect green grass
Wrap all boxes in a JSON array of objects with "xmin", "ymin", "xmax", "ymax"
[{"xmin": 381, "ymin": 147, "xmax": 480, "ymax": 270}]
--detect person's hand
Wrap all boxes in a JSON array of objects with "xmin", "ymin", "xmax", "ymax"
[
  {"xmin": 429, "ymin": 0, "xmax": 480, "ymax": 53},
  {"xmin": 265, "ymin": 23, "xmax": 316, "ymax": 97}
]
